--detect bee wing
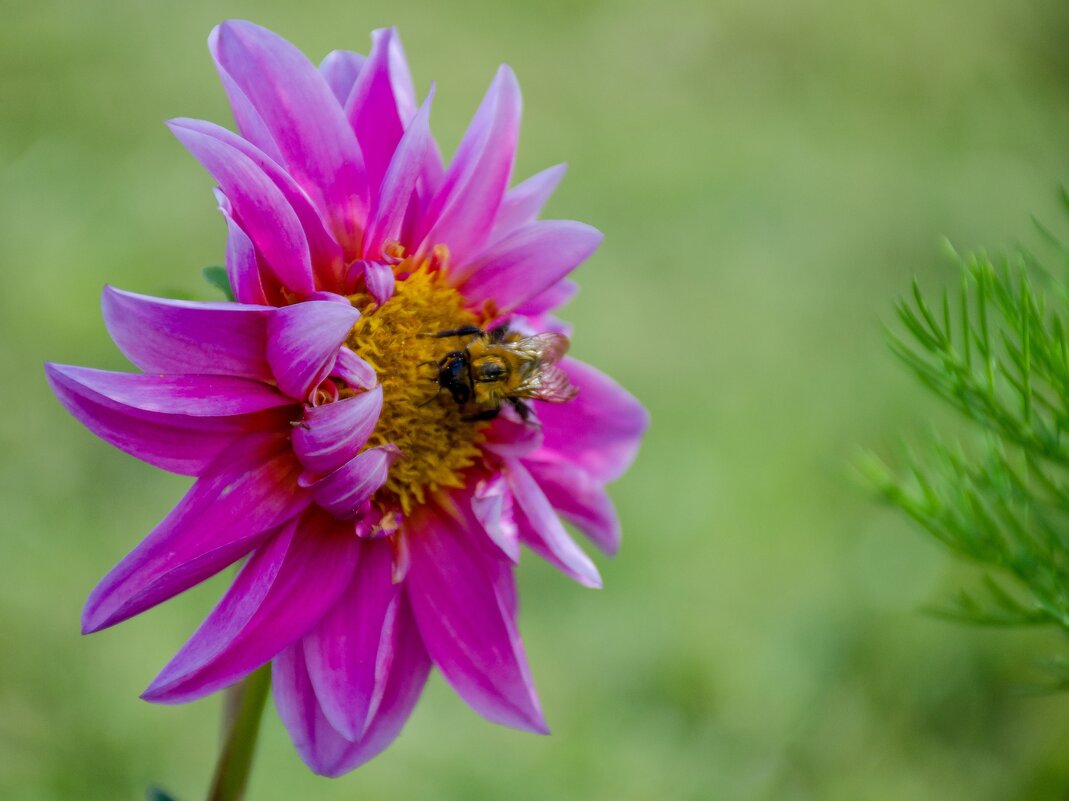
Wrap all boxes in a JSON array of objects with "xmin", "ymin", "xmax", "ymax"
[
  {"xmin": 522, "ymin": 362, "xmax": 580, "ymax": 403},
  {"xmin": 507, "ymin": 332, "xmax": 571, "ymax": 366}
]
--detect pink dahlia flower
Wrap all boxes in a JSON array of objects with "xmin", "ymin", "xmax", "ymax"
[{"xmin": 46, "ymin": 20, "xmax": 646, "ymax": 776}]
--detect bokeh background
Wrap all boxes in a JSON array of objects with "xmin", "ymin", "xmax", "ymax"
[{"xmin": 5, "ymin": 0, "xmax": 1069, "ymax": 798}]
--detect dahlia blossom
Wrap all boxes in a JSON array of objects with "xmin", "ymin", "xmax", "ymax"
[{"xmin": 46, "ymin": 20, "xmax": 646, "ymax": 776}]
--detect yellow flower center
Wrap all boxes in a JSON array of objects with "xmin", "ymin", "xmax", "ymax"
[{"xmin": 346, "ymin": 258, "xmax": 488, "ymax": 514}]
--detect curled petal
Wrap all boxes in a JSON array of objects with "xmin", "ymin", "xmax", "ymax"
[
  {"xmin": 419, "ymin": 65, "xmax": 521, "ymax": 266},
  {"xmin": 535, "ymin": 358, "xmax": 649, "ymax": 483},
  {"xmin": 459, "ymin": 221, "xmax": 602, "ymax": 315},
  {"xmin": 471, "ymin": 474, "xmax": 520, "ymax": 562},
  {"xmin": 292, "ymin": 386, "xmax": 383, "ymax": 475},
  {"xmin": 506, "ymin": 459, "xmax": 601, "ymax": 588},
  {"xmin": 304, "ymin": 538, "xmax": 398, "ymax": 739},
  {"xmin": 331, "ymin": 346, "xmax": 378, "ymax": 391},
  {"xmin": 102, "ymin": 287, "xmax": 273, "ymax": 380},
  {"xmin": 211, "ymin": 20, "xmax": 368, "ymax": 257},
  {"xmin": 312, "ymin": 445, "xmax": 400, "ymax": 519},
  {"xmin": 406, "ymin": 501, "xmax": 547, "ymax": 733},
  {"xmin": 82, "ymin": 432, "xmax": 310, "ymax": 633},
  {"xmin": 142, "ymin": 508, "xmax": 359, "ymax": 704},
  {"xmin": 266, "ymin": 301, "xmax": 361, "ymax": 401},
  {"xmin": 364, "ymin": 261, "xmax": 396, "ymax": 306}
]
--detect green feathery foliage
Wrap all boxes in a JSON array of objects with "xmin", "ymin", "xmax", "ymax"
[{"xmin": 862, "ymin": 195, "xmax": 1069, "ymax": 649}]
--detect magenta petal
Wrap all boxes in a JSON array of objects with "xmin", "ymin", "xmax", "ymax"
[
  {"xmin": 471, "ymin": 474, "xmax": 520, "ymax": 562},
  {"xmin": 536, "ymin": 358, "xmax": 649, "ymax": 483},
  {"xmin": 364, "ymin": 261, "xmax": 396, "ymax": 305},
  {"xmin": 320, "ymin": 50, "xmax": 366, "ymax": 103},
  {"xmin": 47, "ymin": 365, "xmax": 290, "ymax": 416},
  {"xmin": 211, "ymin": 21, "xmax": 368, "ymax": 257},
  {"xmin": 216, "ymin": 192, "xmax": 268, "ymax": 305},
  {"xmin": 363, "ymin": 88, "xmax": 434, "ymax": 260},
  {"xmin": 514, "ymin": 279, "xmax": 579, "ymax": 317},
  {"xmin": 292, "ymin": 387, "xmax": 382, "ymax": 475},
  {"xmin": 406, "ymin": 502, "xmax": 547, "ymax": 733},
  {"xmin": 178, "ymin": 119, "xmax": 346, "ymax": 292},
  {"xmin": 266, "ymin": 301, "xmax": 361, "ymax": 401},
  {"xmin": 323, "ymin": 597, "xmax": 430, "ymax": 775},
  {"xmin": 459, "ymin": 221, "xmax": 602, "ymax": 315},
  {"xmin": 304, "ymin": 539, "xmax": 398, "ymax": 739},
  {"xmin": 506, "ymin": 459, "xmax": 601, "ymax": 588},
  {"xmin": 312, "ymin": 445, "xmax": 399, "ymax": 519},
  {"xmin": 82, "ymin": 433, "xmax": 310, "ymax": 633},
  {"xmin": 45, "ymin": 364, "xmax": 289, "ymax": 475},
  {"xmin": 102, "ymin": 287, "xmax": 273, "ymax": 379},
  {"xmin": 346, "ymin": 28, "xmax": 419, "ymax": 193},
  {"xmin": 524, "ymin": 458, "xmax": 621, "ymax": 555},
  {"xmin": 274, "ymin": 597, "xmax": 429, "ymax": 777},
  {"xmin": 331, "ymin": 346, "xmax": 377, "ymax": 390},
  {"xmin": 142, "ymin": 508, "xmax": 359, "ymax": 704},
  {"xmin": 489, "ymin": 163, "xmax": 567, "ymax": 243},
  {"xmin": 419, "ymin": 66, "xmax": 521, "ymax": 266},
  {"xmin": 169, "ymin": 121, "xmax": 316, "ymax": 295}
]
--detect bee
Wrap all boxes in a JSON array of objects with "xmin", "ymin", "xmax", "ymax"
[{"xmin": 424, "ymin": 325, "xmax": 578, "ymax": 421}]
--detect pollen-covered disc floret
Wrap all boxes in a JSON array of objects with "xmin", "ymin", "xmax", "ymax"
[{"xmin": 346, "ymin": 261, "xmax": 486, "ymax": 513}]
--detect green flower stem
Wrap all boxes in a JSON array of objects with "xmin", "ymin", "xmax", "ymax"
[{"xmin": 207, "ymin": 664, "xmax": 271, "ymax": 801}]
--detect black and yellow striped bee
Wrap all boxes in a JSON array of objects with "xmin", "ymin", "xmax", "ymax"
[{"xmin": 425, "ymin": 325, "xmax": 578, "ymax": 421}]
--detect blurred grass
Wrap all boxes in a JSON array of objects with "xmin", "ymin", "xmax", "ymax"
[{"xmin": 5, "ymin": 0, "xmax": 1069, "ymax": 799}]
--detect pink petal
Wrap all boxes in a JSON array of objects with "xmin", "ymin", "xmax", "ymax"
[
  {"xmin": 266, "ymin": 301, "xmax": 361, "ymax": 401},
  {"xmin": 524, "ymin": 458, "xmax": 621, "ymax": 555},
  {"xmin": 292, "ymin": 387, "xmax": 383, "ymax": 475},
  {"xmin": 102, "ymin": 287, "xmax": 273, "ymax": 380},
  {"xmin": 506, "ymin": 459, "xmax": 601, "ymax": 588},
  {"xmin": 177, "ymin": 119, "xmax": 346, "ymax": 292},
  {"xmin": 216, "ymin": 191, "xmax": 268, "ymax": 305},
  {"xmin": 364, "ymin": 261, "xmax": 396, "ymax": 305},
  {"xmin": 362, "ymin": 88, "xmax": 434, "ymax": 260},
  {"xmin": 471, "ymin": 474, "xmax": 520, "ymax": 562},
  {"xmin": 320, "ymin": 50, "xmax": 366, "ymax": 104},
  {"xmin": 346, "ymin": 28, "xmax": 419, "ymax": 193},
  {"xmin": 514, "ymin": 279, "xmax": 579, "ymax": 317},
  {"xmin": 168, "ymin": 120, "xmax": 316, "ymax": 295},
  {"xmin": 273, "ymin": 596, "xmax": 429, "ymax": 776},
  {"xmin": 489, "ymin": 163, "xmax": 567, "ymax": 243},
  {"xmin": 330, "ymin": 346, "xmax": 378, "ymax": 390},
  {"xmin": 406, "ymin": 501, "xmax": 547, "ymax": 733},
  {"xmin": 82, "ymin": 432, "xmax": 310, "ymax": 633},
  {"xmin": 142, "ymin": 508, "xmax": 359, "ymax": 704},
  {"xmin": 47, "ymin": 365, "xmax": 291, "ymax": 416},
  {"xmin": 535, "ymin": 358, "xmax": 649, "ymax": 483},
  {"xmin": 419, "ymin": 66, "xmax": 521, "ymax": 266},
  {"xmin": 211, "ymin": 21, "xmax": 368, "ymax": 257},
  {"xmin": 303, "ymin": 538, "xmax": 398, "ymax": 739},
  {"xmin": 312, "ymin": 445, "xmax": 400, "ymax": 519},
  {"xmin": 459, "ymin": 221, "xmax": 602, "ymax": 315},
  {"xmin": 45, "ymin": 364, "xmax": 290, "ymax": 476}
]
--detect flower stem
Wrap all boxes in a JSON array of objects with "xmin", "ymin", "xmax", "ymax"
[{"xmin": 206, "ymin": 664, "xmax": 271, "ymax": 801}]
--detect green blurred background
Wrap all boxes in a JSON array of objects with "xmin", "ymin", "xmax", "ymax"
[{"xmin": 5, "ymin": 0, "xmax": 1069, "ymax": 798}]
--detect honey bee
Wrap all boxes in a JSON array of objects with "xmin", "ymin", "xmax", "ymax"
[{"xmin": 424, "ymin": 325, "xmax": 578, "ymax": 421}]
